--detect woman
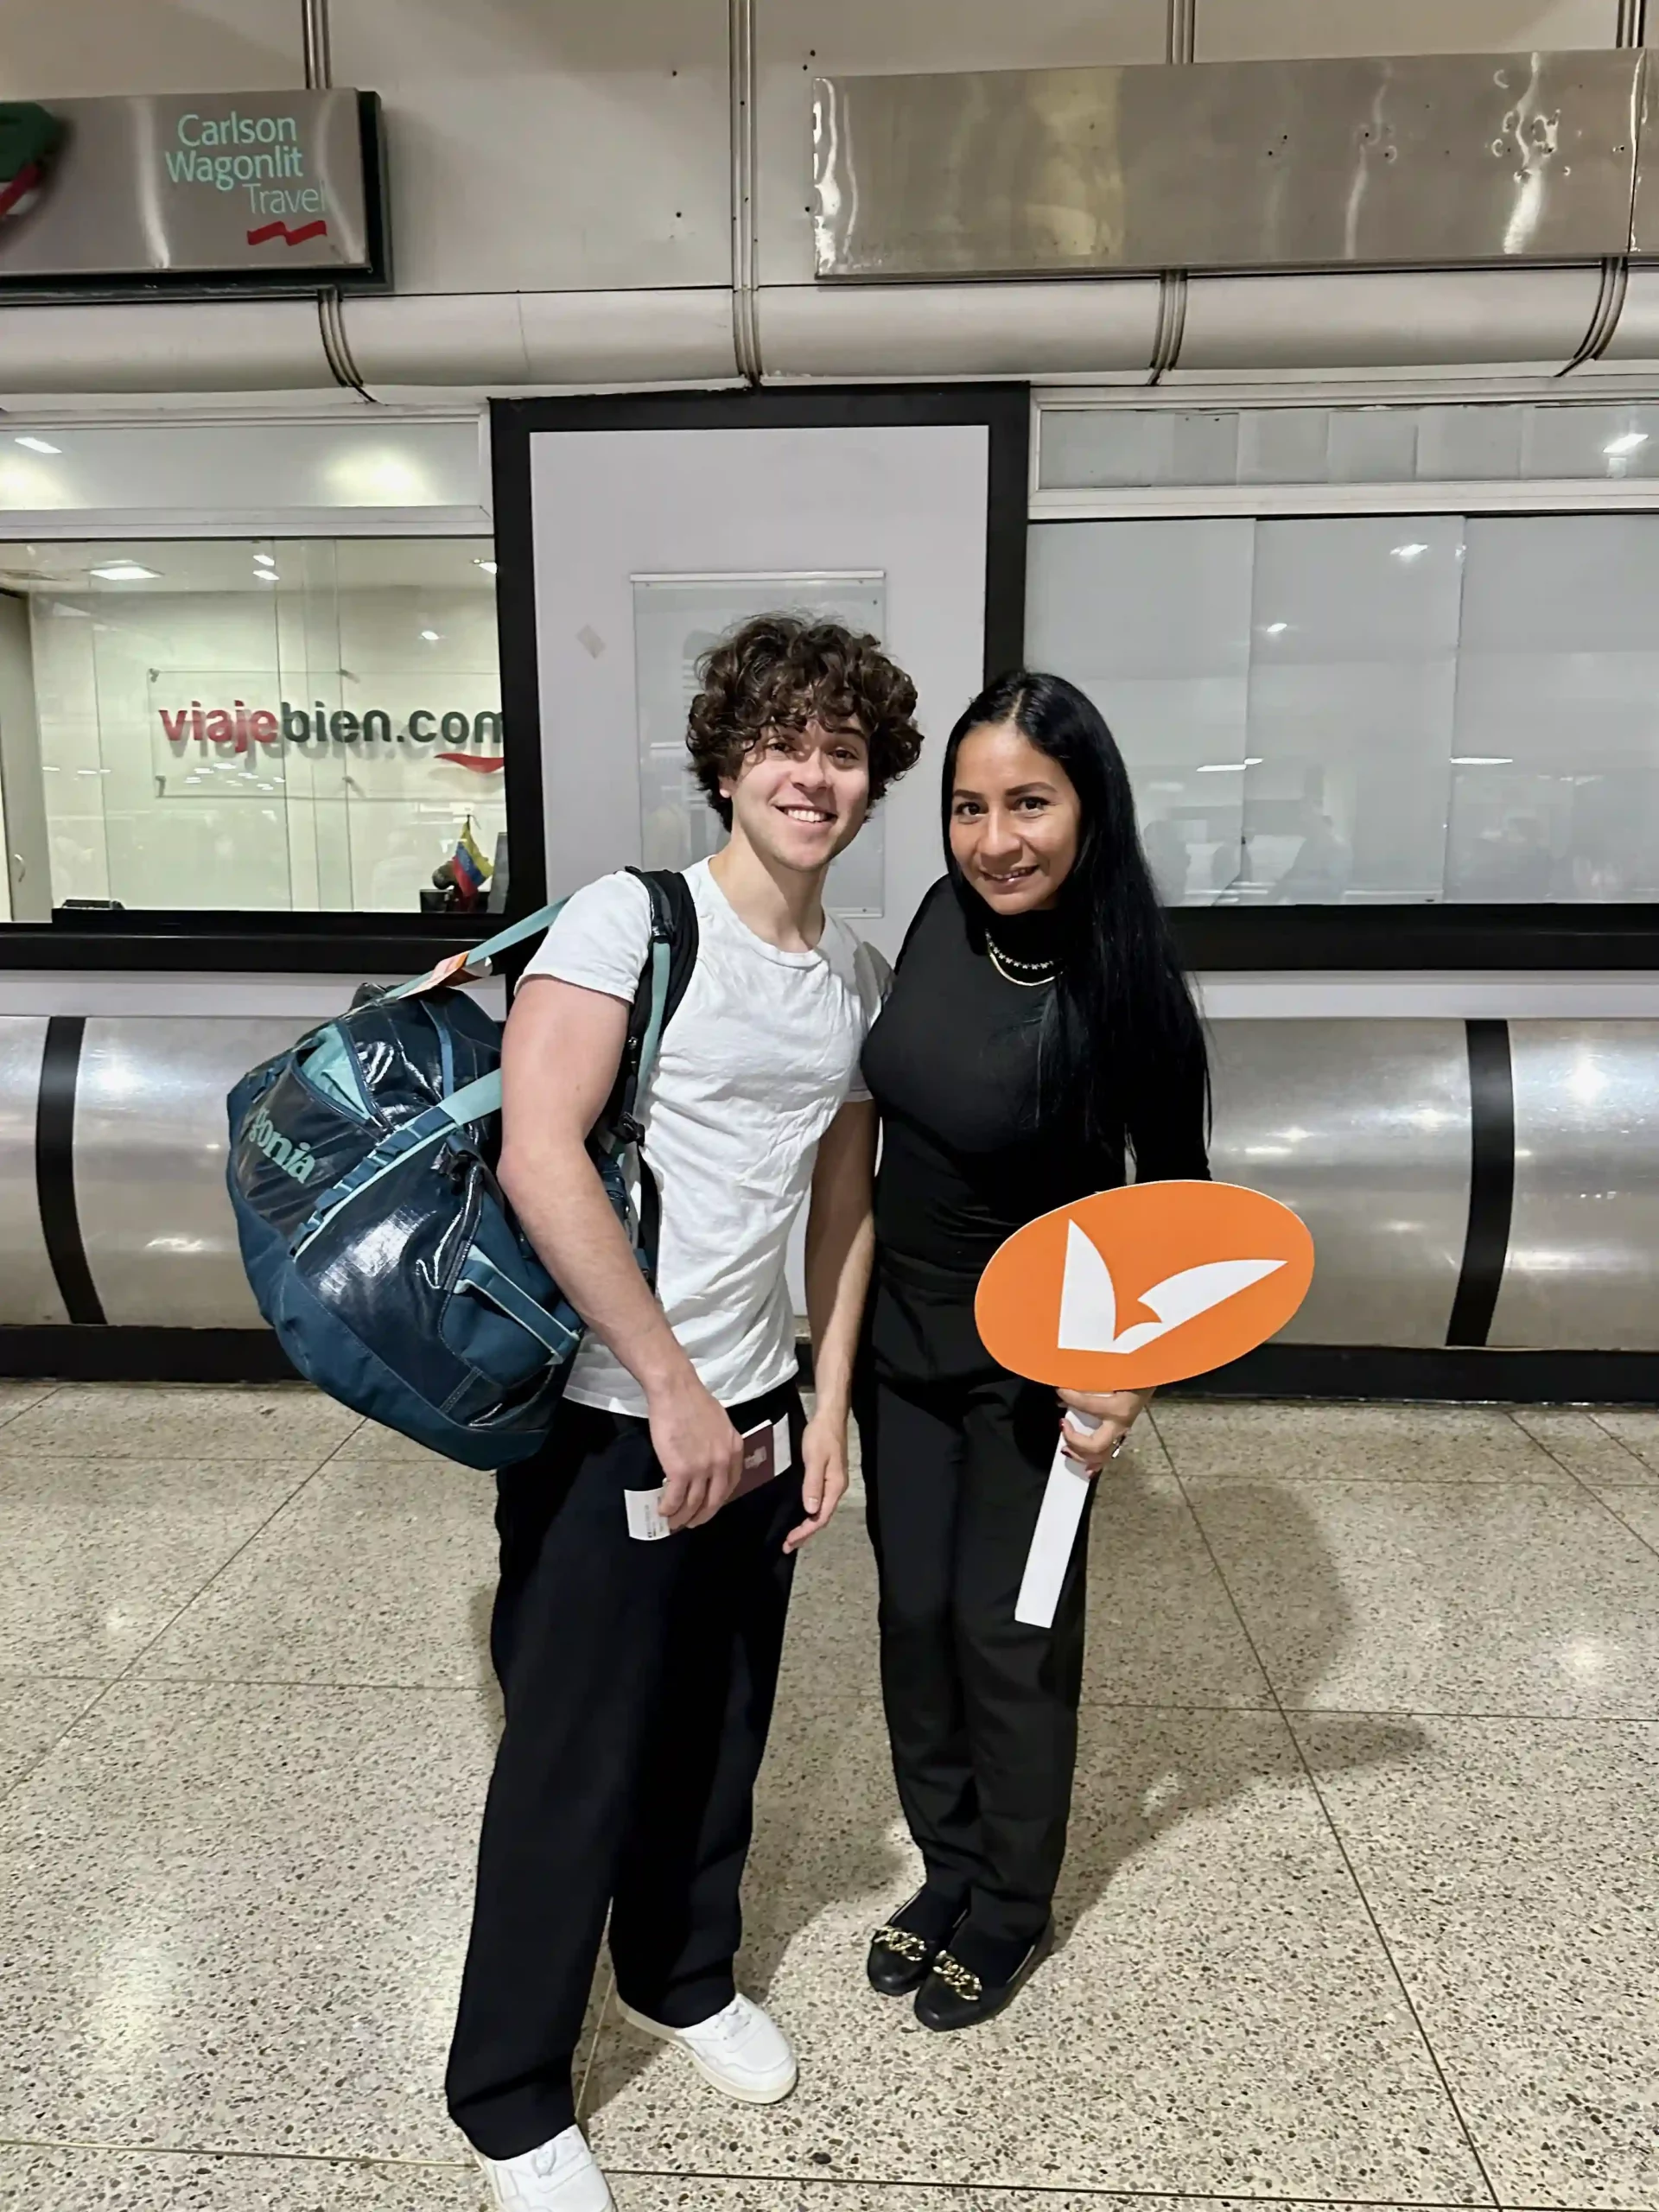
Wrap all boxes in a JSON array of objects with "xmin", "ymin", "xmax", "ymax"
[{"xmin": 855, "ymin": 670, "xmax": 1210, "ymax": 2031}]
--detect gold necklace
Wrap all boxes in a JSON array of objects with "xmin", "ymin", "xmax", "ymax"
[{"xmin": 987, "ymin": 939, "xmax": 1057, "ymax": 988}]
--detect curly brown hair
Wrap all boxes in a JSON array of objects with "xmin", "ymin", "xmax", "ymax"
[{"xmin": 686, "ymin": 612, "xmax": 923, "ymax": 827}]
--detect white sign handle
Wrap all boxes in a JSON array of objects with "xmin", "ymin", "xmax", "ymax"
[{"xmin": 1014, "ymin": 1414, "xmax": 1101, "ymax": 1630}]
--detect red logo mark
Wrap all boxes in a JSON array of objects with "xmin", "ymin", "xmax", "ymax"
[
  {"xmin": 246, "ymin": 218, "xmax": 328, "ymax": 247},
  {"xmin": 435, "ymin": 753, "xmax": 505, "ymax": 773}
]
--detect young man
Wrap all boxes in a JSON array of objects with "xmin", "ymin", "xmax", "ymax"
[{"xmin": 447, "ymin": 614, "xmax": 923, "ymax": 2210}]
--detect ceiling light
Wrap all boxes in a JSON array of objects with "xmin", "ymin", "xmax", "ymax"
[
  {"xmin": 253, "ymin": 551, "xmax": 276, "ymax": 567},
  {"xmin": 420, "ymin": 628, "xmax": 440, "ymax": 641},
  {"xmin": 1262, "ymin": 621, "xmax": 1287, "ymax": 635},
  {"xmin": 474, "ymin": 558, "xmax": 499, "ymax": 575},
  {"xmin": 90, "ymin": 563, "xmax": 159, "ymax": 582},
  {"xmin": 1391, "ymin": 542, "xmax": 1429, "ymax": 562},
  {"xmin": 1195, "ymin": 758, "xmax": 1264, "ymax": 773},
  {"xmin": 256, "ymin": 571, "xmax": 279, "ymax": 583},
  {"xmin": 14, "ymin": 435, "xmax": 60, "ymax": 455},
  {"xmin": 1605, "ymin": 430, "xmax": 1649, "ymax": 457},
  {"xmin": 1452, "ymin": 755, "xmax": 1513, "ymax": 766}
]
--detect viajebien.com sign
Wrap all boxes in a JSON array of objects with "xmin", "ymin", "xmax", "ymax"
[{"xmin": 0, "ymin": 89, "xmax": 385, "ymax": 289}]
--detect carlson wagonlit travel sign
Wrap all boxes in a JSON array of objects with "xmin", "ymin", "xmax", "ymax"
[{"xmin": 0, "ymin": 88, "xmax": 385, "ymax": 288}]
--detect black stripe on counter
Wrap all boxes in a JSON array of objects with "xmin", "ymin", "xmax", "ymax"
[
  {"xmin": 1164, "ymin": 1343, "xmax": 1659, "ymax": 1405},
  {"xmin": 1447, "ymin": 1020, "xmax": 1516, "ymax": 1350},
  {"xmin": 0, "ymin": 1326, "xmax": 296, "ymax": 1384},
  {"xmin": 35, "ymin": 1017, "xmax": 105, "ymax": 1327}
]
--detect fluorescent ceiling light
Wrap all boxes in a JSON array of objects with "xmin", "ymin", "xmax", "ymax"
[
  {"xmin": 1452, "ymin": 755, "xmax": 1513, "ymax": 766},
  {"xmin": 1391, "ymin": 542, "xmax": 1429, "ymax": 562},
  {"xmin": 256, "ymin": 571, "xmax": 278, "ymax": 583},
  {"xmin": 253, "ymin": 551, "xmax": 276, "ymax": 567},
  {"xmin": 1262, "ymin": 621, "xmax": 1287, "ymax": 635},
  {"xmin": 90, "ymin": 563, "xmax": 158, "ymax": 582},
  {"xmin": 474, "ymin": 558, "xmax": 499, "ymax": 575},
  {"xmin": 1196, "ymin": 758, "xmax": 1264, "ymax": 773},
  {"xmin": 14, "ymin": 435, "xmax": 60, "ymax": 455},
  {"xmin": 420, "ymin": 628, "xmax": 441, "ymax": 641},
  {"xmin": 1605, "ymin": 431, "xmax": 1649, "ymax": 457}
]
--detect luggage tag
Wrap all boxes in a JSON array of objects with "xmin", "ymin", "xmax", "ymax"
[{"xmin": 624, "ymin": 1414, "xmax": 791, "ymax": 1541}]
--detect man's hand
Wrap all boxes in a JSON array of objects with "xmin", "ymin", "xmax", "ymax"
[
  {"xmin": 785, "ymin": 1409, "xmax": 849, "ymax": 1554},
  {"xmin": 1056, "ymin": 1388, "xmax": 1150, "ymax": 1476},
  {"xmin": 650, "ymin": 1371, "xmax": 744, "ymax": 1531}
]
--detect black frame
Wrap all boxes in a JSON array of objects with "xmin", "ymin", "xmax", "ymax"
[{"xmin": 487, "ymin": 382, "xmax": 1031, "ymax": 963}]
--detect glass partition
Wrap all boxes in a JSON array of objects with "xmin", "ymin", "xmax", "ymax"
[
  {"xmin": 1027, "ymin": 511, "xmax": 1659, "ymax": 906},
  {"xmin": 0, "ymin": 536, "xmax": 503, "ymax": 916}
]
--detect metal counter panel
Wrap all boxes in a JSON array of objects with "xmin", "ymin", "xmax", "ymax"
[
  {"xmin": 1207, "ymin": 1020, "xmax": 1471, "ymax": 1347},
  {"xmin": 0, "ymin": 1018, "xmax": 67, "ymax": 1325},
  {"xmin": 814, "ymin": 51, "xmax": 1643, "ymax": 281},
  {"xmin": 1492, "ymin": 1021, "xmax": 1659, "ymax": 1351},
  {"xmin": 73, "ymin": 1018, "xmax": 302, "ymax": 1330}
]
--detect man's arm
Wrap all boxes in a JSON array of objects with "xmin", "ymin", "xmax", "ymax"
[
  {"xmin": 499, "ymin": 975, "xmax": 741, "ymax": 1529},
  {"xmin": 785, "ymin": 1096, "xmax": 876, "ymax": 1554}
]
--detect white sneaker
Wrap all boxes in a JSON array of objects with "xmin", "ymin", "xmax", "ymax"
[
  {"xmin": 617, "ymin": 1991, "xmax": 798, "ymax": 2104},
  {"xmin": 473, "ymin": 2125, "xmax": 614, "ymax": 2211}
]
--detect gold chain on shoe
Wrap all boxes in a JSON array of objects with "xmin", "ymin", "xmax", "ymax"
[
  {"xmin": 930, "ymin": 1951, "xmax": 982, "ymax": 2001},
  {"xmin": 872, "ymin": 1925, "xmax": 930, "ymax": 1962}
]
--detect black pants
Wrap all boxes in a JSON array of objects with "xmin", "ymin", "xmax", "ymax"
[
  {"xmin": 446, "ymin": 1379, "xmax": 803, "ymax": 2161},
  {"xmin": 858, "ymin": 1266, "xmax": 1095, "ymax": 1948}
]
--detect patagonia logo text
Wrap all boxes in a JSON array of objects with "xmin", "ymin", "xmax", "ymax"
[{"xmin": 248, "ymin": 1103, "xmax": 315, "ymax": 1185}]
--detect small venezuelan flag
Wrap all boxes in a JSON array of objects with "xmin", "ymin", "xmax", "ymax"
[{"xmin": 449, "ymin": 817, "xmax": 492, "ymax": 908}]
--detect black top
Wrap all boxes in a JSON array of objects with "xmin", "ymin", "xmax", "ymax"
[{"xmin": 861, "ymin": 878, "xmax": 1210, "ymax": 1285}]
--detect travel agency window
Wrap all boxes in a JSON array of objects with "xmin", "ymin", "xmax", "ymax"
[
  {"xmin": 0, "ymin": 416, "xmax": 505, "ymax": 955},
  {"xmin": 1027, "ymin": 396, "xmax": 1659, "ymax": 958}
]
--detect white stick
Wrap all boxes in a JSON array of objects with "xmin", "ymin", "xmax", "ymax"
[{"xmin": 1014, "ymin": 1416, "xmax": 1099, "ymax": 1630}]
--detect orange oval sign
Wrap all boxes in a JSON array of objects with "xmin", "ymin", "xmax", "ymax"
[{"xmin": 974, "ymin": 1179, "xmax": 1314, "ymax": 1393}]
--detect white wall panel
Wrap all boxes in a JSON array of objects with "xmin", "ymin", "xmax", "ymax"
[
  {"xmin": 759, "ymin": 279, "xmax": 1160, "ymax": 381},
  {"xmin": 756, "ymin": 0, "xmax": 1168, "ymax": 286},
  {"xmin": 327, "ymin": 0, "xmax": 730, "ymax": 296},
  {"xmin": 0, "ymin": 0, "xmax": 302, "ymax": 98},
  {"xmin": 1194, "ymin": 0, "xmax": 1619, "ymax": 59}
]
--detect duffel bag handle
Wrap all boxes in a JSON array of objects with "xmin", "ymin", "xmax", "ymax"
[{"xmin": 385, "ymin": 899, "xmax": 568, "ymax": 1003}]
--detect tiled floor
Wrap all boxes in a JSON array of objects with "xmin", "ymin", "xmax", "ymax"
[{"xmin": 2, "ymin": 1386, "xmax": 1656, "ymax": 2210}]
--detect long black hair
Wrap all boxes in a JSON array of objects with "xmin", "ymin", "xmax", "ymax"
[{"xmin": 941, "ymin": 670, "xmax": 1209, "ymax": 1166}]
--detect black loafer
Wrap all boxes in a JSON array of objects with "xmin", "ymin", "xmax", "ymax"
[
  {"xmin": 866, "ymin": 1892, "xmax": 967, "ymax": 1997},
  {"xmin": 914, "ymin": 1920, "xmax": 1054, "ymax": 2031}
]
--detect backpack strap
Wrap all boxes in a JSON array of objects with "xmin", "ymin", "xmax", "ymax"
[{"xmin": 592, "ymin": 868, "xmax": 700, "ymax": 1287}]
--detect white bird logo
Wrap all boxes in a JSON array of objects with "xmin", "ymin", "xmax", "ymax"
[{"xmin": 1056, "ymin": 1218, "xmax": 1287, "ymax": 1357}]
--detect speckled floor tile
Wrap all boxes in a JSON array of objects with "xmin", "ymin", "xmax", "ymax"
[
  {"xmin": 1156, "ymin": 1400, "xmax": 1569, "ymax": 1485},
  {"xmin": 1579, "ymin": 1407, "xmax": 1659, "ymax": 1475},
  {"xmin": 0, "ymin": 1457, "xmax": 320, "ymax": 1675},
  {"xmin": 1510, "ymin": 1408, "xmax": 1656, "ymax": 1487},
  {"xmin": 135, "ymin": 1456, "xmax": 499, "ymax": 1688},
  {"xmin": 1588, "ymin": 1484, "xmax": 1659, "ymax": 1558},
  {"xmin": 0, "ymin": 2145, "xmax": 481, "ymax": 2208},
  {"xmin": 1081, "ymin": 1471, "xmax": 1273, "ymax": 1706},
  {"xmin": 335, "ymin": 1419, "xmax": 470, "ymax": 1466},
  {"xmin": 611, "ymin": 2192, "xmax": 1433, "ymax": 2212},
  {"xmin": 1300, "ymin": 1712, "xmax": 1659, "ymax": 2208},
  {"xmin": 1189, "ymin": 1477, "xmax": 1659, "ymax": 1716},
  {"xmin": 0, "ymin": 1679, "xmax": 498, "ymax": 2159},
  {"xmin": 0, "ymin": 1675, "xmax": 109, "ymax": 1796},
  {"xmin": 0, "ymin": 1382, "xmax": 364, "ymax": 1462},
  {"xmin": 0, "ymin": 1379, "xmax": 60, "ymax": 1425},
  {"xmin": 583, "ymin": 1698, "xmax": 1481, "ymax": 2201}
]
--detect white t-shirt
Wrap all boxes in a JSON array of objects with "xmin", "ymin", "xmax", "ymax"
[{"xmin": 520, "ymin": 859, "xmax": 883, "ymax": 1416}]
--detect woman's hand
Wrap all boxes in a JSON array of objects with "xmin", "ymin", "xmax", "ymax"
[
  {"xmin": 785, "ymin": 1408, "xmax": 850, "ymax": 1554},
  {"xmin": 1056, "ymin": 1388, "xmax": 1150, "ymax": 1476}
]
